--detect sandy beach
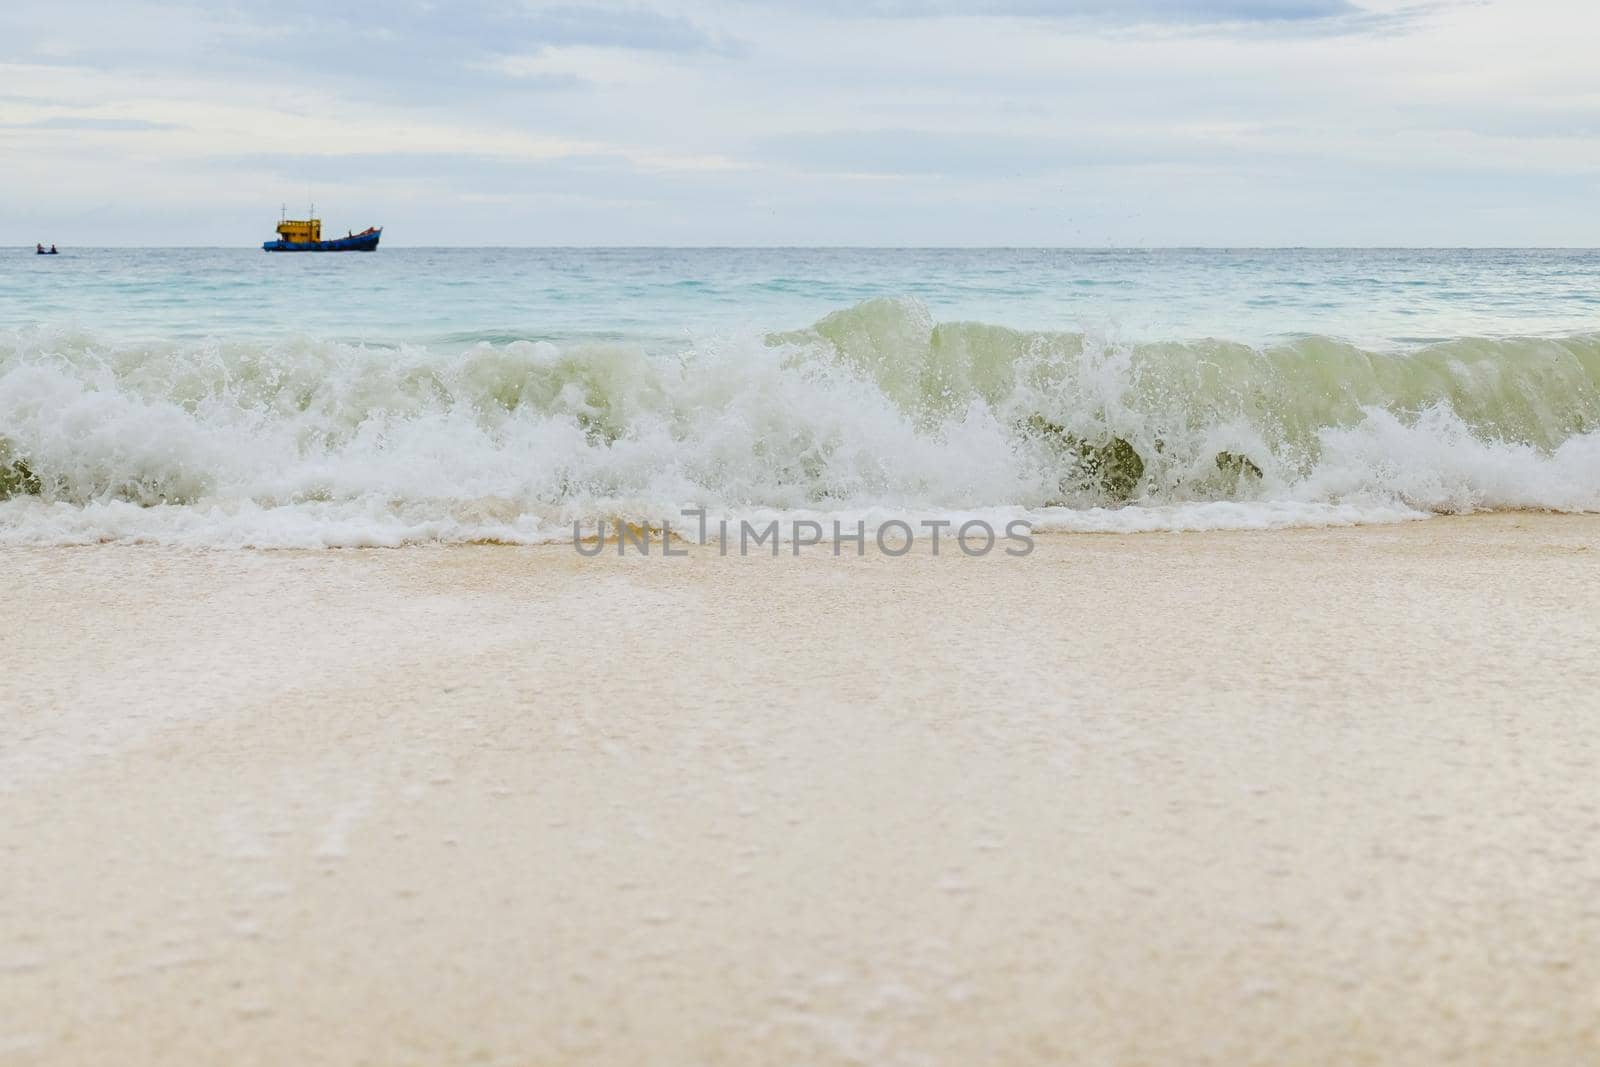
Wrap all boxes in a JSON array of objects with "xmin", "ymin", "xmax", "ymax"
[{"xmin": 2, "ymin": 513, "xmax": 1598, "ymax": 1066}]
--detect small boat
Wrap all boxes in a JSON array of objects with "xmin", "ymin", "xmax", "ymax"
[
  {"xmin": 263, "ymin": 208, "xmax": 380, "ymax": 252},
  {"xmin": 35, "ymin": 244, "xmax": 58, "ymax": 255}
]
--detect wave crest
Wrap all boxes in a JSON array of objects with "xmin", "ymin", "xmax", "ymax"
[{"xmin": 3, "ymin": 299, "xmax": 1599, "ymax": 545}]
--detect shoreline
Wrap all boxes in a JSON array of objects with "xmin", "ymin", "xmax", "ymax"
[{"xmin": 3, "ymin": 512, "xmax": 1598, "ymax": 1065}]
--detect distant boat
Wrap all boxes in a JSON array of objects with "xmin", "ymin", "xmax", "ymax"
[
  {"xmin": 35, "ymin": 244, "xmax": 58, "ymax": 255},
  {"xmin": 263, "ymin": 208, "xmax": 380, "ymax": 252}
]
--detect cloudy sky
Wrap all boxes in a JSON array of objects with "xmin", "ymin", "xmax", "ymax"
[{"xmin": 2, "ymin": 0, "xmax": 1597, "ymax": 245}]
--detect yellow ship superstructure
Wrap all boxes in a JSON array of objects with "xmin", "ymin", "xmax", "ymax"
[{"xmin": 274, "ymin": 216, "xmax": 322, "ymax": 243}]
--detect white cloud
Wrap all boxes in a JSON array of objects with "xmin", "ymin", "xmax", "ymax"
[{"xmin": 1, "ymin": 0, "xmax": 1597, "ymax": 244}]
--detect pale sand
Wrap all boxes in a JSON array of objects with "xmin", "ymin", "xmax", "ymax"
[{"xmin": 2, "ymin": 513, "xmax": 1599, "ymax": 1066}]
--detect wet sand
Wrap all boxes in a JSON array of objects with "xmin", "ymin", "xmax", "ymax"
[{"xmin": 2, "ymin": 513, "xmax": 1599, "ymax": 1065}]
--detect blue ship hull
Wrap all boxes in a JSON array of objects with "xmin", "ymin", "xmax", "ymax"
[{"xmin": 263, "ymin": 228, "xmax": 381, "ymax": 252}]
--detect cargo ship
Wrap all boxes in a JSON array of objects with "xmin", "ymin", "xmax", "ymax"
[{"xmin": 263, "ymin": 206, "xmax": 381, "ymax": 252}]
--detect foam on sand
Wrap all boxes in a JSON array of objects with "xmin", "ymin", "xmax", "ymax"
[{"xmin": 3, "ymin": 515, "xmax": 1598, "ymax": 1064}]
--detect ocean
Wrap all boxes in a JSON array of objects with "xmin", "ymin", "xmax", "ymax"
[{"xmin": 3, "ymin": 247, "xmax": 1598, "ymax": 546}]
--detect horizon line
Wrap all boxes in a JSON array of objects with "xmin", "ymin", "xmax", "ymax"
[{"xmin": 15, "ymin": 244, "xmax": 1600, "ymax": 252}]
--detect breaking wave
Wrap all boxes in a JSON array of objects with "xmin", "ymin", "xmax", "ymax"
[{"xmin": 3, "ymin": 298, "xmax": 1599, "ymax": 546}]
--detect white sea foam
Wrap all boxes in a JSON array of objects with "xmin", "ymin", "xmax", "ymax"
[{"xmin": 2, "ymin": 301, "xmax": 1598, "ymax": 547}]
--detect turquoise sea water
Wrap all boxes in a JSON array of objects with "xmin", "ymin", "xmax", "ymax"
[
  {"xmin": 3, "ymin": 248, "xmax": 1599, "ymax": 545},
  {"xmin": 8, "ymin": 247, "xmax": 1600, "ymax": 348}
]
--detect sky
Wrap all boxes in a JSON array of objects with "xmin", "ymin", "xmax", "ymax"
[{"xmin": 2, "ymin": 0, "xmax": 1598, "ymax": 246}]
